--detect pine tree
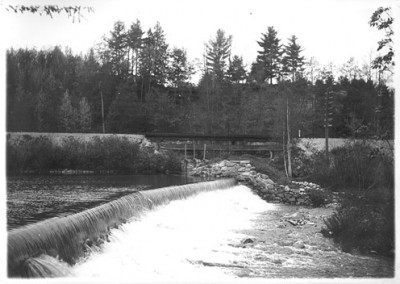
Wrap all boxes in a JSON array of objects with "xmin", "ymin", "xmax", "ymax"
[
  {"xmin": 227, "ymin": 55, "xmax": 247, "ymax": 84},
  {"xmin": 206, "ymin": 29, "xmax": 232, "ymax": 80},
  {"xmin": 106, "ymin": 21, "xmax": 129, "ymax": 79},
  {"xmin": 126, "ymin": 20, "xmax": 144, "ymax": 80},
  {"xmin": 59, "ymin": 90, "xmax": 76, "ymax": 132},
  {"xmin": 138, "ymin": 22, "xmax": 169, "ymax": 98},
  {"xmin": 282, "ymin": 35, "xmax": 305, "ymax": 81},
  {"xmin": 78, "ymin": 97, "xmax": 92, "ymax": 132},
  {"xmin": 168, "ymin": 47, "xmax": 194, "ymax": 89},
  {"xmin": 256, "ymin": 26, "xmax": 282, "ymax": 84}
]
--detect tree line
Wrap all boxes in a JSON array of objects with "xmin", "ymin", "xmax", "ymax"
[{"xmin": 6, "ymin": 11, "xmax": 394, "ymax": 140}]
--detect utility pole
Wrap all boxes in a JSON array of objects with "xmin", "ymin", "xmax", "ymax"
[
  {"xmin": 99, "ymin": 81, "xmax": 105, "ymax": 133},
  {"xmin": 324, "ymin": 87, "xmax": 333, "ymax": 161}
]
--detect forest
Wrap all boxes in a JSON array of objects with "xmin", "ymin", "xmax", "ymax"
[{"xmin": 6, "ymin": 15, "xmax": 394, "ymax": 140}]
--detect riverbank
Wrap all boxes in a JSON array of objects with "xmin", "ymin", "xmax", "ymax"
[
  {"xmin": 187, "ymin": 158, "xmax": 335, "ymax": 207},
  {"xmin": 6, "ymin": 133, "xmax": 181, "ymax": 175},
  {"xmin": 186, "ymin": 157, "xmax": 395, "ymax": 277},
  {"xmin": 224, "ymin": 204, "xmax": 394, "ymax": 278}
]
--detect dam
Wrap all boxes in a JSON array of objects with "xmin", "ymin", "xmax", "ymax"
[{"xmin": 8, "ymin": 179, "xmax": 271, "ymax": 279}]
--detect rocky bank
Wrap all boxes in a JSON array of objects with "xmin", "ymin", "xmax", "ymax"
[{"xmin": 187, "ymin": 158, "xmax": 339, "ymax": 207}]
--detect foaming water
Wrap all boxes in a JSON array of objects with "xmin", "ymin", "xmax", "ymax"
[
  {"xmin": 8, "ymin": 179, "xmax": 235, "ymax": 277},
  {"xmin": 72, "ymin": 185, "xmax": 275, "ymax": 281}
]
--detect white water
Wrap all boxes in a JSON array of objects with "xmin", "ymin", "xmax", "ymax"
[{"xmin": 71, "ymin": 185, "xmax": 275, "ymax": 281}]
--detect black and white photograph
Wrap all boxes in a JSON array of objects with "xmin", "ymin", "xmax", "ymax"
[{"xmin": 1, "ymin": 0, "xmax": 398, "ymax": 282}]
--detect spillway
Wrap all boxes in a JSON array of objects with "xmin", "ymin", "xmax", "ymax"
[{"xmin": 8, "ymin": 179, "xmax": 274, "ymax": 280}]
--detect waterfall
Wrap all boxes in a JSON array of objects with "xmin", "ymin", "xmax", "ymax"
[{"xmin": 8, "ymin": 178, "xmax": 236, "ymax": 278}]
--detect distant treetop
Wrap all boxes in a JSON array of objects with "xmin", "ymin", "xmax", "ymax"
[{"xmin": 6, "ymin": 5, "xmax": 94, "ymax": 21}]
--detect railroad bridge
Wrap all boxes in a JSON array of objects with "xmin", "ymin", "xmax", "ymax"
[{"xmin": 145, "ymin": 133, "xmax": 282, "ymax": 159}]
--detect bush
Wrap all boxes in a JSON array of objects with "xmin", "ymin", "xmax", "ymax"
[
  {"xmin": 308, "ymin": 141, "xmax": 394, "ymax": 191},
  {"xmin": 308, "ymin": 189, "xmax": 329, "ymax": 207},
  {"xmin": 6, "ymin": 135, "xmax": 181, "ymax": 175},
  {"xmin": 305, "ymin": 141, "xmax": 395, "ymax": 256},
  {"xmin": 7, "ymin": 136, "xmax": 58, "ymax": 173},
  {"xmin": 322, "ymin": 191, "xmax": 394, "ymax": 255}
]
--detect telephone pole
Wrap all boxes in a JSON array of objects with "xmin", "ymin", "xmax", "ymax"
[
  {"xmin": 99, "ymin": 81, "xmax": 105, "ymax": 133},
  {"xmin": 324, "ymin": 87, "xmax": 333, "ymax": 161}
]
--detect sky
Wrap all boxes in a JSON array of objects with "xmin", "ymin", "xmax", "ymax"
[{"xmin": 1, "ymin": 0, "xmax": 399, "ymax": 76}]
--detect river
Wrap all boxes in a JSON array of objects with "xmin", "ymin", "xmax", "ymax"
[
  {"xmin": 7, "ymin": 174, "xmax": 199, "ymax": 230},
  {"xmin": 7, "ymin": 176, "xmax": 394, "ymax": 279}
]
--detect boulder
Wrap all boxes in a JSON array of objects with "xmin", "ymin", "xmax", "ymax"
[
  {"xmin": 266, "ymin": 184, "xmax": 275, "ymax": 190},
  {"xmin": 293, "ymin": 241, "xmax": 305, "ymax": 249},
  {"xmin": 225, "ymin": 161, "xmax": 236, "ymax": 167},
  {"xmin": 263, "ymin": 179, "xmax": 274, "ymax": 185}
]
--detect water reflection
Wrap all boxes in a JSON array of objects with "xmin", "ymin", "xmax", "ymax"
[{"xmin": 7, "ymin": 174, "xmax": 199, "ymax": 230}]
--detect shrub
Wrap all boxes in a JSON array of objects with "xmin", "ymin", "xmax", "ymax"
[
  {"xmin": 6, "ymin": 135, "xmax": 180, "ymax": 175},
  {"xmin": 7, "ymin": 136, "xmax": 58, "ymax": 173},
  {"xmin": 307, "ymin": 141, "xmax": 395, "ymax": 256},
  {"xmin": 322, "ymin": 191, "xmax": 394, "ymax": 255},
  {"xmin": 308, "ymin": 189, "xmax": 329, "ymax": 207},
  {"xmin": 308, "ymin": 141, "xmax": 394, "ymax": 191}
]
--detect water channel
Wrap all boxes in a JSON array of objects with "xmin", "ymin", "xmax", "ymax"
[
  {"xmin": 7, "ymin": 174, "xmax": 199, "ymax": 230},
  {"xmin": 6, "ymin": 175, "xmax": 394, "ymax": 279}
]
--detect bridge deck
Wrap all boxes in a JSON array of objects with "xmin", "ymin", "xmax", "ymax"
[
  {"xmin": 146, "ymin": 133, "xmax": 273, "ymax": 142},
  {"xmin": 160, "ymin": 143, "xmax": 282, "ymax": 152}
]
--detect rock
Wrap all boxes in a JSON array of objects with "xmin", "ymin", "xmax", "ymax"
[
  {"xmin": 284, "ymin": 186, "xmax": 290, "ymax": 192},
  {"xmin": 239, "ymin": 160, "xmax": 250, "ymax": 165},
  {"xmin": 241, "ymin": 238, "xmax": 255, "ymax": 244},
  {"xmin": 225, "ymin": 161, "xmax": 235, "ymax": 167},
  {"xmin": 266, "ymin": 184, "xmax": 275, "ymax": 190},
  {"xmin": 293, "ymin": 241, "xmax": 305, "ymax": 249},
  {"xmin": 263, "ymin": 179, "xmax": 274, "ymax": 185},
  {"xmin": 278, "ymin": 240, "xmax": 293, "ymax": 246},
  {"xmin": 236, "ymin": 268, "xmax": 251, "ymax": 277}
]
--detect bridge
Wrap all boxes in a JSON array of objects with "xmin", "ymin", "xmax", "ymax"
[{"xmin": 145, "ymin": 133, "xmax": 282, "ymax": 159}]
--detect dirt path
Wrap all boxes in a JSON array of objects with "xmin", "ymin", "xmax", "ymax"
[{"xmin": 226, "ymin": 204, "xmax": 394, "ymax": 278}]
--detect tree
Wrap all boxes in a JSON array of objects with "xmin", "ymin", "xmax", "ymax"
[
  {"xmin": 78, "ymin": 97, "xmax": 92, "ymax": 132},
  {"xmin": 369, "ymin": 7, "xmax": 394, "ymax": 73},
  {"xmin": 138, "ymin": 22, "xmax": 169, "ymax": 100},
  {"xmin": 106, "ymin": 21, "xmax": 129, "ymax": 79},
  {"xmin": 227, "ymin": 55, "xmax": 247, "ymax": 84},
  {"xmin": 151, "ymin": 22, "xmax": 170, "ymax": 87},
  {"xmin": 59, "ymin": 90, "xmax": 76, "ymax": 132},
  {"xmin": 5, "ymin": 5, "xmax": 94, "ymax": 21},
  {"xmin": 282, "ymin": 35, "xmax": 305, "ymax": 81},
  {"xmin": 256, "ymin": 26, "xmax": 283, "ymax": 84},
  {"xmin": 304, "ymin": 57, "xmax": 320, "ymax": 84},
  {"xmin": 168, "ymin": 48, "xmax": 193, "ymax": 85},
  {"xmin": 340, "ymin": 57, "xmax": 361, "ymax": 80},
  {"xmin": 126, "ymin": 20, "xmax": 144, "ymax": 80},
  {"xmin": 206, "ymin": 29, "xmax": 232, "ymax": 80}
]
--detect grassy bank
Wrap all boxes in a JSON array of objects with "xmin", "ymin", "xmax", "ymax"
[
  {"xmin": 7, "ymin": 135, "xmax": 181, "ymax": 175},
  {"xmin": 304, "ymin": 142, "xmax": 394, "ymax": 256}
]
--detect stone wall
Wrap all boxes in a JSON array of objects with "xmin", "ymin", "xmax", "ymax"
[{"xmin": 188, "ymin": 159, "xmax": 335, "ymax": 207}]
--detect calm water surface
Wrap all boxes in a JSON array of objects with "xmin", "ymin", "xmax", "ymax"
[{"xmin": 7, "ymin": 174, "xmax": 199, "ymax": 230}]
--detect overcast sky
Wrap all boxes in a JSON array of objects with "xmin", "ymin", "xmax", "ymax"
[{"xmin": 2, "ymin": 0, "xmax": 399, "ymax": 74}]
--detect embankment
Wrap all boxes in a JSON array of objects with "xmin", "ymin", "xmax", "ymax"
[
  {"xmin": 296, "ymin": 138, "xmax": 394, "ymax": 156},
  {"xmin": 187, "ymin": 159, "xmax": 336, "ymax": 207},
  {"xmin": 6, "ymin": 132, "xmax": 180, "ymax": 175}
]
